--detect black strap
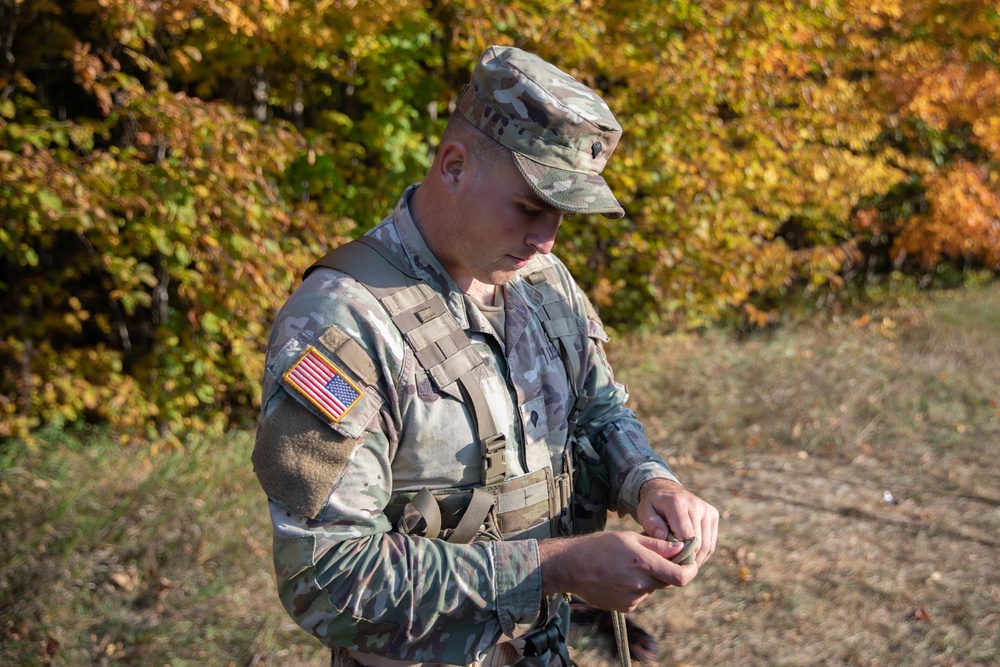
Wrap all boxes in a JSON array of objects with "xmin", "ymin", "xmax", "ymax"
[{"xmin": 521, "ymin": 614, "xmax": 574, "ymax": 667}]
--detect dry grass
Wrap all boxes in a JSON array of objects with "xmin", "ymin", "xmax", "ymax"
[
  {"xmin": 1, "ymin": 283, "xmax": 998, "ymax": 666},
  {"xmin": 573, "ymin": 282, "xmax": 1000, "ymax": 666},
  {"xmin": 0, "ymin": 431, "xmax": 329, "ymax": 666}
]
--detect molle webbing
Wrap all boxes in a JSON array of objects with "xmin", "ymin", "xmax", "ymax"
[
  {"xmin": 305, "ymin": 236, "xmax": 506, "ymax": 485},
  {"xmin": 305, "ymin": 236, "xmax": 580, "ymax": 544},
  {"xmin": 385, "ymin": 467, "xmax": 571, "ymax": 544},
  {"xmin": 523, "ymin": 266, "xmax": 581, "ymax": 401}
]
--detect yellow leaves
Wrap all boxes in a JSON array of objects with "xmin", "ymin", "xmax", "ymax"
[
  {"xmin": 904, "ymin": 61, "xmax": 967, "ymax": 128},
  {"xmin": 199, "ymin": 234, "xmax": 220, "ymax": 249},
  {"xmin": 203, "ymin": 1, "xmax": 258, "ymax": 36},
  {"xmin": 762, "ymin": 165, "xmax": 781, "ymax": 187},
  {"xmin": 973, "ymin": 115, "xmax": 1000, "ymax": 158},
  {"xmin": 851, "ymin": 0, "xmax": 904, "ymax": 27},
  {"xmin": 756, "ymin": 43, "xmax": 813, "ymax": 79},
  {"xmin": 170, "ymin": 45, "xmax": 203, "ymax": 74},
  {"xmin": 70, "ymin": 43, "xmax": 113, "ymax": 115}
]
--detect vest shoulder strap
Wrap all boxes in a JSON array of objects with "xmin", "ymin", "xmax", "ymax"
[{"xmin": 306, "ymin": 237, "xmax": 506, "ymax": 485}]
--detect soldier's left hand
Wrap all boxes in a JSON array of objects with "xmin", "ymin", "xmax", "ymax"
[{"xmin": 636, "ymin": 478, "xmax": 719, "ymax": 568}]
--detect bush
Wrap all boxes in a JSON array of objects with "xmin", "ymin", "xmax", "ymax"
[{"xmin": 1, "ymin": 0, "xmax": 998, "ymax": 439}]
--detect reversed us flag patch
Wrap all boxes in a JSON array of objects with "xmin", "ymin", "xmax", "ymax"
[{"xmin": 284, "ymin": 347, "xmax": 363, "ymax": 423}]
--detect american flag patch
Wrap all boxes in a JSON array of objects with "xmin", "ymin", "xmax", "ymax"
[{"xmin": 283, "ymin": 347, "xmax": 363, "ymax": 423}]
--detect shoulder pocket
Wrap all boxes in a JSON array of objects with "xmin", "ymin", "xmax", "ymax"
[{"xmin": 581, "ymin": 290, "xmax": 610, "ymax": 344}]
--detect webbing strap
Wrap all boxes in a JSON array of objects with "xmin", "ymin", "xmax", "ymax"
[
  {"xmin": 409, "ymin": 488, "xmax": 442, "ymax": 539},
  {"xmin": 525, "ymin": 267, "xmax": 582, "ymax": 396},
  {"xmin": 495, "ymin": 480, "xmax": 550, "ymax": 514},
  {"xmin": 426, "ymin": 345, "xmax": 481, "ymax": 389},
  {"xmin": 306, "ymin": 235, "xmax": 415, "ymax": 288},
  {"xmin": 448, "ymin": 487, "xmax": 494, "ymax": 544},
  {"xmin": 393, "ymin": 467, "xmax": 571, "ymax": 545},
  {"xmin": 307, "ymin": 237, "xmax": 507, "ymax": 485},
  {"xmin": 407, "ymin": 313, "xmax": 459, "ymax": 351}
]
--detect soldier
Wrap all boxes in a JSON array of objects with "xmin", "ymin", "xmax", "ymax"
[{"xmin": 252, "ymin": 45, "xmax": 719, "ymax": 666}]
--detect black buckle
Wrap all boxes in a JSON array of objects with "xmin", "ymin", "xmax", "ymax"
[{"xmin": 522, "ymin": 615, "xmax": 572, "ymax": 665}]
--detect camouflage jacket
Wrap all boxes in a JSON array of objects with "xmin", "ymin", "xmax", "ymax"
[{"xmin": 252, "ymin": 186, "xmax": 678, "ymax": 665}]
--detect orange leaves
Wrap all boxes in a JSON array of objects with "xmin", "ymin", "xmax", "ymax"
[
  {"xmin": 893, "ymin": 59, "xmax": 1000, "ymax": 153},
  {"xmin": 894, "ymin": 162, "xmax": 1000, "ymax": 270},
  {"xmin": 169, "ymin": 45, "xmax": 204, "ymax": 74},
  {"xmin": 70, "ymin": 43, "xmax": 114, "ymax": 115},
  {"xmin": 842, "ymin": 0, "xmax": 905, "ymax": 30}
]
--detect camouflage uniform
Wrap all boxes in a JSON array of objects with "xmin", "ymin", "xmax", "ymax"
[{"xmin": 252, "ymin": 46, "xmax": 680, "ymax": 667}]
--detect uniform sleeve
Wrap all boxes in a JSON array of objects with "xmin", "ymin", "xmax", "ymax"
[
  {"xmin": 259, "ymin": 403, "xmax": 543, "ymax": 664},
  {"xmin": 559, "ymin": 267, "xmax": 681, "ymax": 516},
  {"xmin": 252, "ymin": 273, "xmax": 543, "ymax": 665}
]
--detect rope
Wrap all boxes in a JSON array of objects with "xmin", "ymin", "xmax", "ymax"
[
  {"xmin": 612, "ymin": 533, "xmax": 701, "ymax": 666},
  {"xmin": 612, "ymin": 610, "xmax": 632, "ymax": 667}
]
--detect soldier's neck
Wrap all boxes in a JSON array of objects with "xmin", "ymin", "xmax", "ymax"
[{"xmin": 466, "ymin": 280, "xmax": 497, "ymax": 307}]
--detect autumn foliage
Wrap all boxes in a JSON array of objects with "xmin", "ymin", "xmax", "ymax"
[{"xmin": 1, "ymin": 0, "xmax": 998, "ymax": 440}]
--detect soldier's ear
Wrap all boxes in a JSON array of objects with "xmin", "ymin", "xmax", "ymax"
[{"xmin": 436, "ymin": 140, "xmax": 470, "ymax": 194}]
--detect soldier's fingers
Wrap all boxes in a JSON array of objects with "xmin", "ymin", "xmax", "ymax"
[
  {"xmin": 638, "ymin": 507, "xmax": 671, "ymax": 541},
  {"xmin": 695, "ymin": 504, "xmax": 720, "ymax": 566},
  {"xmin": 636, "ymin": 532, "xmax": 685, "ymax": 562}
]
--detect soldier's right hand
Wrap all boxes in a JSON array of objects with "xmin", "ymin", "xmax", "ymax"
[{"xmin": 538, "ymin": 530, "xmax": 699, "ymax": 613}]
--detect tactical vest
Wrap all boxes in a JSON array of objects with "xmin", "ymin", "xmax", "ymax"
[{"xmin": 305, "ymin": 236, "xmax": 610, "ymax": 545}]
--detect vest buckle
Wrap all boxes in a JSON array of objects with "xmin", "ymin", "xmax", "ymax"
[{"xmin": 480, "ymin": 434, "xmax": 506, "ymax": 486}]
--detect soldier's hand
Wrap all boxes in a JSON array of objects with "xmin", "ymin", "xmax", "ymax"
[
  {"xmin": 538, "ymin": 531, "xmax": 698, "ymax": 613},
  {"xmin": 636, "ymin": 478, "xmax": 719, "ymax": 567}
]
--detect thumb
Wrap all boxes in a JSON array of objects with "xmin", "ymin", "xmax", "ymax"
[
  {"xmin": 637, "ymin": 507, "xmax": 672, "ymax": 541},
  {"xmin": 637, "ymin": 533, "xmax": 685, "ymax": 561}
]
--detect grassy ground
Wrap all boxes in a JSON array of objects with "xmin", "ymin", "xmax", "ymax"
[
  {"xmin": 2, "ymin": 283, "xmax": 998, "ymax": 666},
  {"xmin": 0, "ymin": 431, "xmax": 326, "ymax": 666}
]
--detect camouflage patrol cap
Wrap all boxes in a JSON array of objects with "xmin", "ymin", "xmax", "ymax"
[{"xmin": 457, "ymin": 45, "xmax": 625, "ymax": 219}]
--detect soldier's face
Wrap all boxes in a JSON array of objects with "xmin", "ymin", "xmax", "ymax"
[{"xmin": 441, "ymin": 151, "xmax": 565, "ymax": 289}]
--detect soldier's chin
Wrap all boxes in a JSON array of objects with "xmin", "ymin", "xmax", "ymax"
[{"xmin": 482, "ymin": 268, "xmax": 520, "ymax": 285}]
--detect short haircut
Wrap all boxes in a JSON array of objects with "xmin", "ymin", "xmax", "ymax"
[{"xmin": 440, "ymin": 114, "xmax": 511, "ymax": 168}]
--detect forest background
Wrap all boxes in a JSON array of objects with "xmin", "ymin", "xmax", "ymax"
[
  {"xmin": 2, "ymin": 2, "xmax": 1000, "ymax": 665},
  {"xmin": 1, "ymin": 0, "xmax": 999, "ymax": 441}
]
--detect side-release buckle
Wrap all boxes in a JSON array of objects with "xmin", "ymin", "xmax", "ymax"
[
  {"xmin": 481, "ymin": 434, "xmax": 506, "ymax": 486},
  {"xmin": 553, "ymin": 472, "xmax": 573, "ymax": 536}
]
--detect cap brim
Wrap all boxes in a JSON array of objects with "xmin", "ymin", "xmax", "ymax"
[{"xmin": 512, "ymin": 153, "xmax": 625, "ymax": 219}]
